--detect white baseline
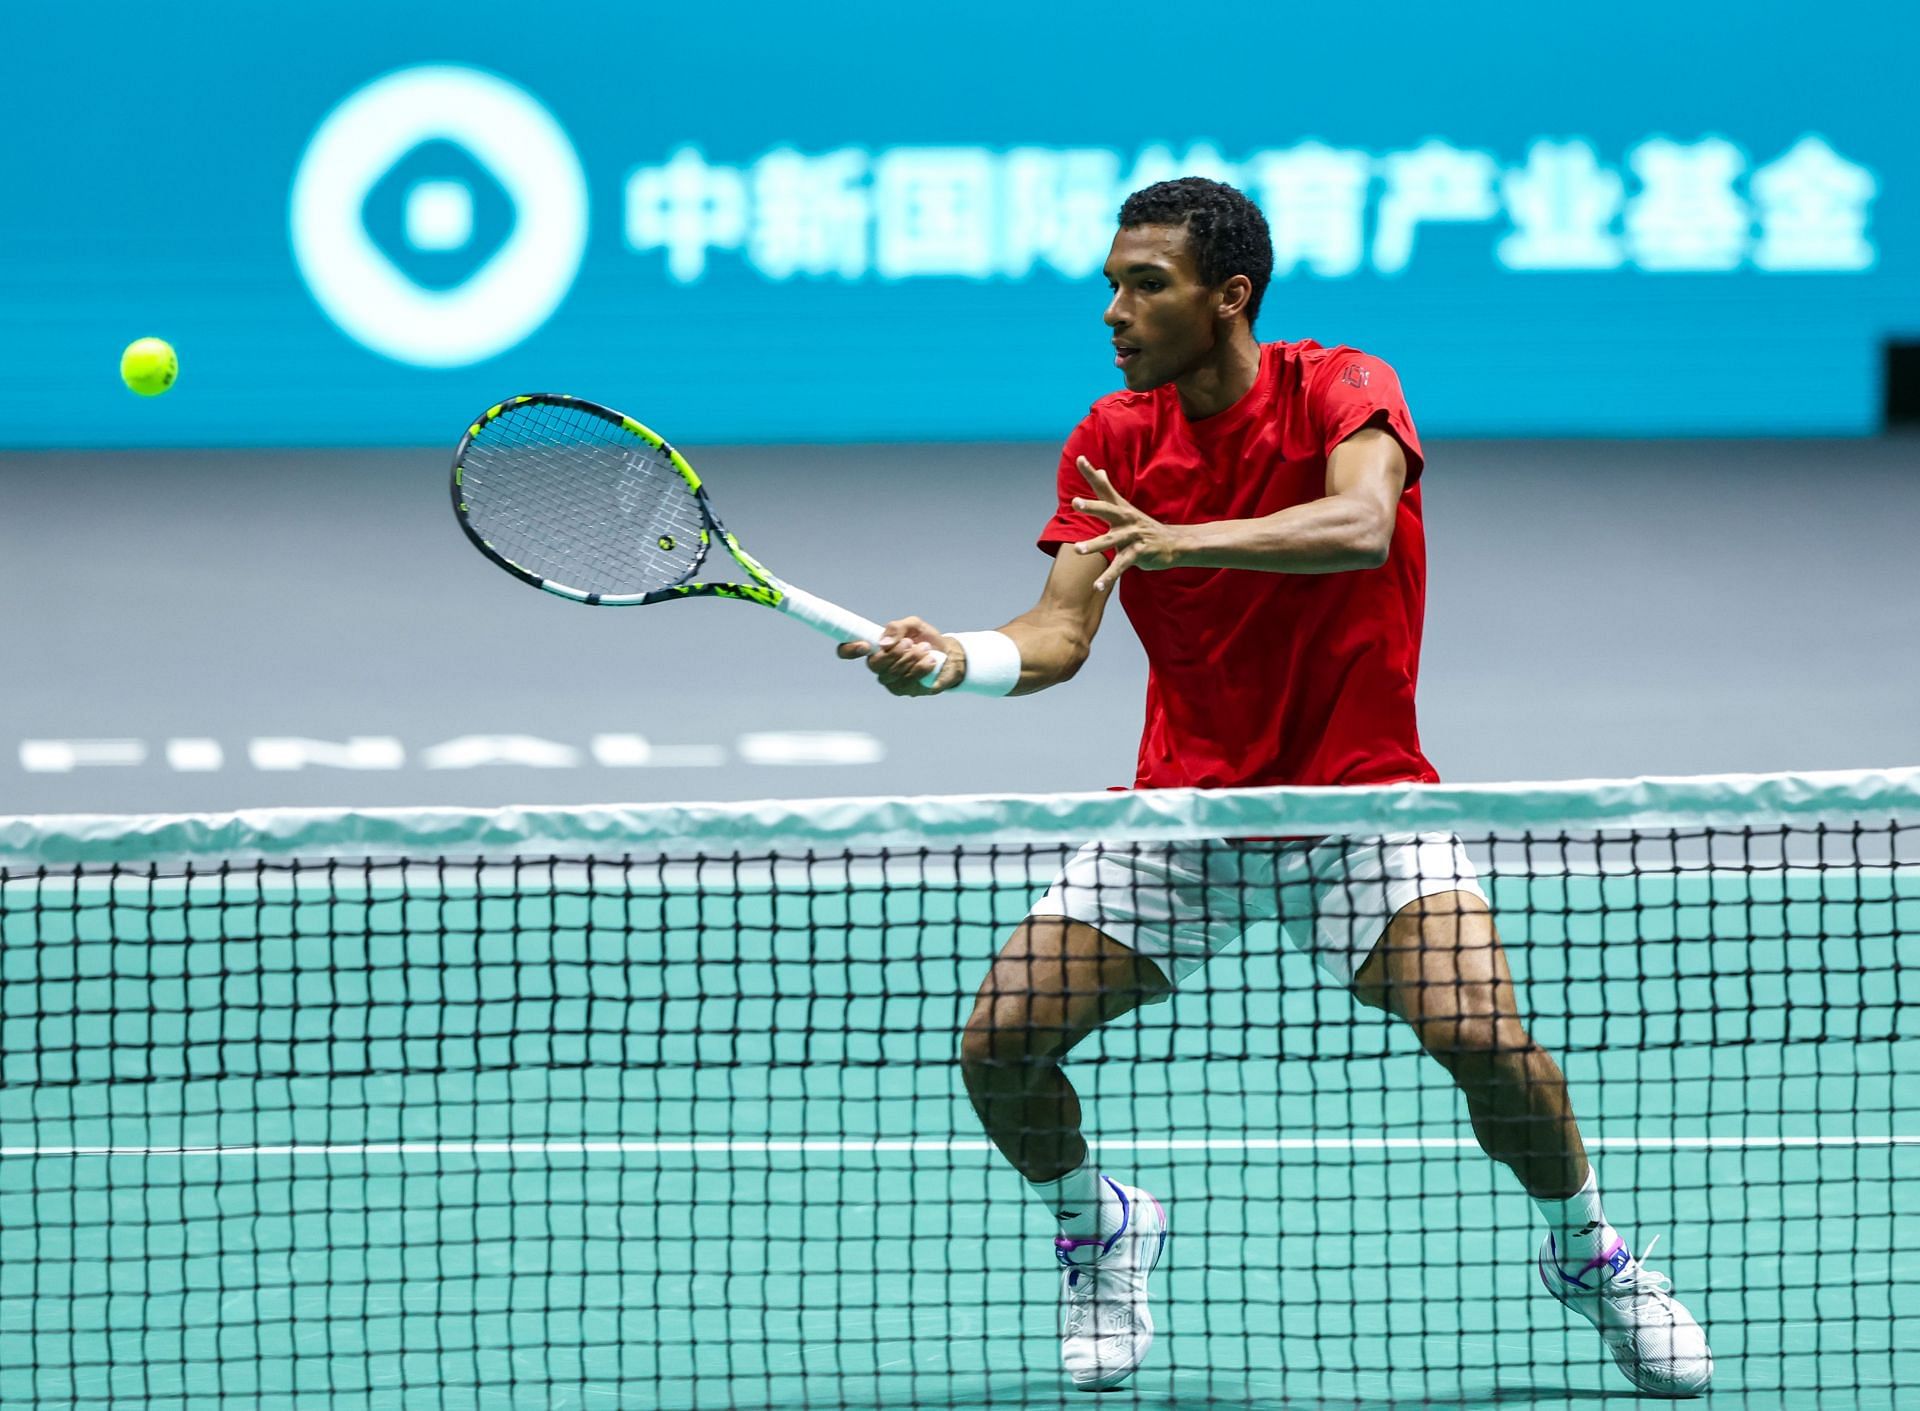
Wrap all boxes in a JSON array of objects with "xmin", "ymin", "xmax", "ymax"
[{"xmin": 1, "ymin": 1134, "xmax": 1913, "ymax": 1159}]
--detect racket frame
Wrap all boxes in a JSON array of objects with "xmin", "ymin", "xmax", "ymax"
[
  {"xmin": 452, "ymin": 392, "xmax": 779, "ymax": 609},
  {"xmin": 452, "ymin": 394, "xmax": 943, "ymax": 678}
]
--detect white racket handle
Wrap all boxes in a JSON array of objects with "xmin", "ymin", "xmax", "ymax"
[{"xmin": 770, "ymin": 578, "xmax": 945, "ymax": 688}]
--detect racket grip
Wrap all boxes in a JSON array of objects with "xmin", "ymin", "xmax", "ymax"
[{"xmin": 771, "ymin": 579, "xmax": 945, "ymax": 688}]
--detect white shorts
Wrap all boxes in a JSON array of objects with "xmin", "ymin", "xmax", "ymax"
[{"xmin": 1026, "ymin": 832, "xmax": 1486, "ymax": 997}]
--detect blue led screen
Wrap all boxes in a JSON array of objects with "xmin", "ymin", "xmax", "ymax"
[{"xmin": 5, "ymin": 0, "xmax": 1917, "ymax": 445}]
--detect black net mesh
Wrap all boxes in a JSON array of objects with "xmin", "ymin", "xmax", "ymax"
[{"xmin": 0, "ymin": 809, "xmax": 1915, "ymax": 1409}]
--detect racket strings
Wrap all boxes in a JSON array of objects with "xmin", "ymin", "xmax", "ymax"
[{"xmin": 460, "ymin": 401, "xmax": 710, "ymax": 597}]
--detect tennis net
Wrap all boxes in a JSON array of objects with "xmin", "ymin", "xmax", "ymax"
[{"xmin": 0, "ymin": 768, "xmax": 1915, "ymax": 1410}]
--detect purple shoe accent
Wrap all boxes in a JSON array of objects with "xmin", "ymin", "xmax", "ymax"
[
  {"xmin": 1099, "ymin": 1177, "xmax": 1132, "ymax": 1255},
  {"xmin": 1546, "ymin": 1234, "xmax": 1630, "ymax": 1290},
  {"xmin": 1054, "ymin": 1178, "xmax": 1140, "ymax": 1264},
  {"xmin": 1576, "ymin": 1238, "xmax": 1629, "ymax": 1282}
]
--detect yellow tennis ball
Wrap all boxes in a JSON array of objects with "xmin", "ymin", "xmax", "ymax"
[{"xmin": 120, "ymin": 338, "xmax": 178, "ymax": 397}]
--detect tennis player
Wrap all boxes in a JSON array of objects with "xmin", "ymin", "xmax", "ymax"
[{"xmin": 840, "ymin": 178, "xmax": 1711, "ymax": 1397}]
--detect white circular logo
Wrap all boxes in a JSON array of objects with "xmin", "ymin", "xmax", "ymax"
[{"xmin": 290, "ymin": 66, "xmax": 589, "ymax": 367}]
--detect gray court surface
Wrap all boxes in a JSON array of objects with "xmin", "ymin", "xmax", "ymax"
[{"xmin": 1, "ymin": 436, "xmax": 1916, "ymax": 817}]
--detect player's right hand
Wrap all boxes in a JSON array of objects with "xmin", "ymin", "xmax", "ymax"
[{"xmin": 837, "ymin": 616, "xmax": 965, "ymax": 696}]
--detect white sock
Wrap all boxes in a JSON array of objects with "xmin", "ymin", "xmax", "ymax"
[
  {"xmin": 1026, "ymin": 1157, "xmax": 1110, "ymax": 1246},
  {"xmin": 1536, "ymin": 1167, "xmax": 1626, "ymax": 1273}
]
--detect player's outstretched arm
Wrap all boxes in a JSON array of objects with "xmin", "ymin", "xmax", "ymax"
[
  {"xmin": 1073, "ymin": 428, "xmax": 1408, "ymax": 585},
  {"xmin": 837, "ymin": 548, "xmax": 1110, "ymax": 699}
]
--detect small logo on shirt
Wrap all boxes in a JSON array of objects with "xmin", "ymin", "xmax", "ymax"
[{"xmin": 1340, "ymin": 362, "xmax": 1371, "ymax": 389}]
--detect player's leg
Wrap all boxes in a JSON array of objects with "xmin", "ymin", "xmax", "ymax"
[
  {"xmin": 961, "ymin": 835, "xmax": 1260, "ymax": 1392},
  {"xmin": 1350, "ymin": 878, "xmax": 1713, "ymax": 1397},
  {"xmin": 958, "ymin": 914, "xmax": 1171, "ymax": 1392},
  {"xmin": 1349, "ymin": 888, "xmax": 1584, "ymax": 1200},
  {"xmin": 959, "ymin": 914, "xmax": 1169, "ymax": 1185}
]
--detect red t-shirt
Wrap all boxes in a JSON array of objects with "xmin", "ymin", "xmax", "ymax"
[{"xmin": 1039, "ymin": 339, "xmax": 1440, "ymax": 790}]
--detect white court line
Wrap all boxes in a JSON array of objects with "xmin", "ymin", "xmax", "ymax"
[{"xmin": 1, "ymin": 1135, "xmax": 1914, "ymax": 1158}]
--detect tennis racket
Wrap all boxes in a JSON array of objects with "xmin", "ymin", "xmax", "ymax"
[{"xmin": 451, "ymin": 394, "xmax": 942, "ymax": 680}]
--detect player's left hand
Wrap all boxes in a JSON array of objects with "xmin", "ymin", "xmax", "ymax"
[{"xmin": 1070, "ymin": 456, "xmax": 1188, "ymax": 592}]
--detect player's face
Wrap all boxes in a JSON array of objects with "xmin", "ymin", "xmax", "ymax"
[{"xmin": 1102, "ymin": 225, "xmax": 1222, "ymax": 391}]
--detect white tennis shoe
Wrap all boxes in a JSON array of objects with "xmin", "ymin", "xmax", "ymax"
[
  {"xmin": 1539, "ymin": 1232, "xmax": 1714, "ymax": 1397},
  {"xmin": 1055, "ymin": 1177, "xmax": 1168, "ymax": 1391}
]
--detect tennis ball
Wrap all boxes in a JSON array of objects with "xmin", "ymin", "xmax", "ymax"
[{"xmin": 120, "ymin": 338, "xmax": 178, "ymax": 397}]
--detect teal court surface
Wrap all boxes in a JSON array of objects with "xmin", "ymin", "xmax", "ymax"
[{"xmin": 0, "ymin": 792, "xmax": 1915, "ymax": 1410}]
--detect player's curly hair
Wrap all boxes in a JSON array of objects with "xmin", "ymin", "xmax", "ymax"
[{"xmin": 1118, "ymin": 177, "xmax": 1274, "ymax": 326}]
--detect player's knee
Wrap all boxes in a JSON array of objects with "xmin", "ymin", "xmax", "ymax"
[
  {"xmin": 957, "ymin": 1014, "xmax": 998, "ymax": 1072},
  {"xmin": 958, "ymin": 999, "xmax": 1043, "ymax": 1074}
]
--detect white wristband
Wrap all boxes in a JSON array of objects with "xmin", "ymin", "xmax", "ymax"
[{"xmin": 950, "ymin": 630, "xmax": 1022, "ymax": 697}]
